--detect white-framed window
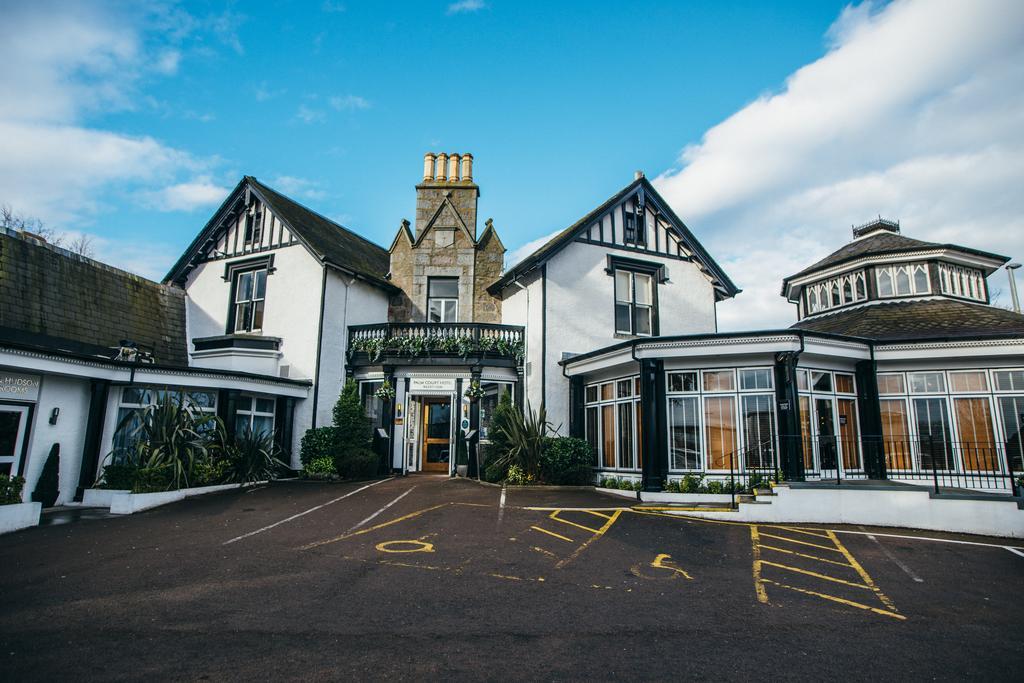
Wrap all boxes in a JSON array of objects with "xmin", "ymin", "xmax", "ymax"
[
  {"xmin": 112, "ymin": 386, "xmax": 218, "ymax": 461},
  {"xmin": 235, "ymin": 395, "xmax": 275, "ymax": 437},
  {"xmin": 427, "ymin": 277, "xmax": 459, "ymax": 322},
  {"xmin": 876, "ymin": 263, "xmax": 929, "ymax": 298},
  {"xmin": 804, "ymin": 271, "xmax": 868, "ymax": 314},
  {"xmin": 232, "ymin": 268, "xmax": 267, "ymax": 333},
  {"xmin": 614, "ymin": 269, "xmax": 654, "ymax": 336},
  {"xmin": 585, "ymin": 376, "xmax": 641, "ymax": 471},
  {"xmin": 938, "ymin": 263, "xmax": 985, "ymax": 301},
  {"xmin": 666, "ymin": 367, "xmax": 775, "ymax": 473}
]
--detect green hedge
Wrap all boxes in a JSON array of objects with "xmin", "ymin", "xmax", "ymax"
[{"xmin": 539, "ymin": 437, "xmax": 594, "ymax": 485}]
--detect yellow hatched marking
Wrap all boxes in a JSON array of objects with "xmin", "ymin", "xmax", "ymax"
[
  {"xmin": 549, "ymin": 510, "xmax": 602, "ymax": 534},
  {"xmin": 581, "ymin": 509, "xmax": 614, "ymax": 520},
  {"xmin": 751, "ymin": 526, "xmax": 768, "ymax": 604},
  {"xmin": 826, "ymin": 529, "xmax": 899, "ymax": 613},
  {"xmin": 769, "ymin": 525, "xmax": 832, "ymax": 539},
  {"xmin": 530, "ymin": 525, "xmax": 574, "ymax": 543},
  {"xmin": 759, "ymin": 560, "xmax": 874, "ymax": 590},
  {"xmin": 299, "ymin": 503, "xmax": 449, "ymax": 550},
  {"xmin": 759, "ymin": 545, "xmax": 855, "ymax": 568},
  {"xmin": 555, "ymin": 510, "xmax": 623, "ymax": 569},
  {"xmin": 531, "ymin": 545, "xmax": 557, "ymax": 558},
  {"xmin": 762, "ymin": 579, "xmax": 906, "ymax": 621},
  {"xmin": 758, "ymin": 532, "xmax": 843, "ymax": 553}
]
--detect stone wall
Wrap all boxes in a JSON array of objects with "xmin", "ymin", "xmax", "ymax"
[
  {"xmin": 0, "ymin": 228, "xmax": 187, "ymax": 365},
  {"xmin": 473, "ymin": 226, "xmax": 504, "ymax": 323}
]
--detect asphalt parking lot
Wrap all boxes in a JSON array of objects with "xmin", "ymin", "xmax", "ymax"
[{"xmin": 1, "ymin": 476, "xmax": 1022, "ymax": 681}]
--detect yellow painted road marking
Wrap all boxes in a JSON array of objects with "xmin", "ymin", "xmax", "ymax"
[
  {"xmin": 375, "ymin": 540, "xmax": 435, "ymax": 553},
  {"xmin": 581, "ymin": 509, "xmax": 614, "ymax": 520},
  {"xmin": 770, "ymin": 525, "xmax": 832, "ymax": 539},
  {"xmin": 299, "ymin": 503, "xmax": 449, "ymax": 550},
  {"xmin": 759, "ymin": 544, "xmax": 855, "ymax": 568},
  {"xmin": 555, "ymin": 509, "xmax": 623, "ymax": 569},
  {"xmin": 826, "ymin": 529, "xmax": 899, "ymax": 613},
  {"xmin": 531, "ymin": 545, "xmax": 557, "ymax": 558},
  {"xmin": 549, "ymin": 510, "xmax": 602, "ymax": 534},
  {"xmin": 751, "ymin": 526, "xmax": 768, "ymax": 604},
  {"xmin": 758, "ymin": 532, "xmax": 844, "ymax": 553},
  {"xmin": 651, "ymin": 553, "xmax": 693, "ymax": 580},
  {"xmin": 762, "ymin": 579, "xmax": 906, "ymax": 620},
  {"xmin": 759, "ymin": 560, "xmax": 874, "ymax": 590},
  {"xmin": 530, "ymin": 525, "xmax": 574, "ymax": 543}
]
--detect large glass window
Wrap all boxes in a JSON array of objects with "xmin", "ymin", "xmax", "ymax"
[
  {"xmin": 112, "ymin": 387, "xmax": 218, "ymax": 462},
  {"xmin": 233, "ymin": 268, "xmax": 267, "ymax": 333},
  {"xmin": 741, "ymin": 395, "xmax": 775, "ymax": 469},
  {"xmin": 704, "ymin": 396, "xmax": 737, "ymax": 470},
  {"xmin": 880, "ymin": 399, "xmax": 912, "ymax": 470},
  {"xmin": 585, "ymin": 376, "xmax": 641, "ymax": 471},
  {"xmin": 427, "ymin": 277, "xmax": 459, "ymax": 322},
  {"xmin": 668, "ymin": 396, "xmax": 700, "ymax": 470},
  {"xmin": 954, "ymin": 398, "xmax": 997, "ymax": 471},
  {"xmin": 614, "ymin": 269, "xmax": 654, "ymax": 336},
  {"xmin": 913, "ymin": 397, "xmax": 953, "ymax": 470},
  {"xmin": 998, "ymin": 396, "xmax": 1024, "ymax": 471}
]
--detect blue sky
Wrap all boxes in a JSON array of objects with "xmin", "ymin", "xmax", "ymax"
[{"xmin": 2, "ymin": 0, "xmax": 1022, "ymax": 328}]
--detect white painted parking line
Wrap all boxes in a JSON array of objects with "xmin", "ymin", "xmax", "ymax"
[
  {"xmin": 830, "ymin": 529, "xmax": 1024, "ymax": 552},
  {"xmin": 860, "ymin": 528, "xmax": 924, "ymax": 583},
  {"xmin": 222, "ymin": 478, "xmax": 393, "ymax": 545},
  {"xmin": 1005, "ymin": 546, "xmax": 1024, "ymax": 559},
  {"xmin": 346, "ymin": 486, "xmax": 416, "ymax": 533},
  {"xmin": 498, "ymin": 485, "xmax": 507, "ymax": 526}
]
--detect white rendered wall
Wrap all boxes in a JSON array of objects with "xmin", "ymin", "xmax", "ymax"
[
  {"xmin": 540, "ymin": 242, "xmax": 718, "ymax": 430},
  {"xmin": 184, "ymin": 244, "xmax": 324, "ymax": 382},
  {"xmin": 500, "ymin": 269, "xmax": 544, "ymax": 411},
  {"xmin": 20, "ymin": 374, "xmax": 91, "ymax": 506}
]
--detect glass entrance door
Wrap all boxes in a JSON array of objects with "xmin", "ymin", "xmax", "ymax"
[
  {"xmin": 0, "ymin": 405, "xmax": 30, "ymax": 480},
  {"xmin": 815, "ymin": 398, "xmax": 839, "ymax": 476},
  {"xmin": 421, "ymin": 399, "xmax": 452, "ymax": 473}
]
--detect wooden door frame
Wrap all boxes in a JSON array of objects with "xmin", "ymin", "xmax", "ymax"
[{"xmin": 420, "ymin": 397, "xmax": 453, "ymax": 473}]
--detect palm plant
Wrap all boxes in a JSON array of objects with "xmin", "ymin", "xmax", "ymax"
[
  {"xmin": 228, "ymin": 427, "xmax": 286, "ymax": 483},
  {"xmin": 117, "ymin": 396, "xmax": 216, "ymax": 491},
  {"xmin": 495, "ymin": 402, "xmax": 552, "ymax": 479}
]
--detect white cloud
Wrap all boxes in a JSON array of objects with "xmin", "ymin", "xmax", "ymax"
[
  {"xmin": 654, "ymin": 0, "xmax": 1024, "ymax": 330},
  {"xmin": 447, "ymin": 0, "xmax": 486, "ymax": 15},
  {"xmin": 505, "ymin": 229, "xmax": 562, "ymax": 270},
  {"xmin": 329, "ymin": 94, "xmax": 370, "ymax": 111},
  {"xmin": 254, "ymin": 81, "xmax": 285, "ymax": 102},
  {"xmin": 142, "ymin": 177, "xmax": 229, "ymax": 212},
  {"xmin": 0, "ymin": 1, "xmax": 228, "ymax": 234},
  {"xmin": 321, "ymin": 1, "xmax": 346, "ymax": 13},
  {"xmin": 295, "ymin": 104, "xmax": 326, "ymax": 123}
]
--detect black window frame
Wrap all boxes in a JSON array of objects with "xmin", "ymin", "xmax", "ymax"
[
  {"xmin": 607, "ymin": 255, "xmax": 665, "ymax": 337},
  {"xmin": 623, "ymin": 199, "xmax": 647, "ymax": 247},
  {"xmin": 224, "ymin": 255, "xmax": 275, "ymax": 334}
]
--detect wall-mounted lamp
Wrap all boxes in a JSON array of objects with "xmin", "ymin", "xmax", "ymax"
[{"xmin": 49, "ymin": 407, "xmax": 60, "ymax": 425}]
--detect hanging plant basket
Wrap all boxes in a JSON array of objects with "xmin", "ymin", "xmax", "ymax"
[
  {"xmin": 375, "ymin": 380, "xmax": 395, "ymax": 401},
  {"xmin": 464, "ymin": 380, "xmax": 486, "ymax": 402}
]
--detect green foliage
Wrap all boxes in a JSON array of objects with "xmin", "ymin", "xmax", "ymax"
[
  {"xmin": 538, "ymin": 437, "xmax": 593, "ymax": 485},
  {"xmin": 31, "ymin": 444, "xmax": 60, "ymax": 507},
  {"xmin": 332, "ymin": 379, "xmax": 373, "ymax": 455},
  {"xmin": 336, "ymin": 449, "xmax": 380, "ymax": 480},
  {"xmin": 494, "ymin": 402, "xmax": 550, "ymax": 480},
  {"xmin": 481, "ymin": 392, "xmax": 516, "ymax": 483},
  {"xmin": 300, "ymin": 426, "xmax": 338, "ymax": 467},
  {"xmin": 99, "ymin": 464, "xmax": 137, "ymax": 490},
  {"xmin": 599, "ymin": 476, "xmax": 618, "ymax": 489},
  {"xmin": 113, "ymin": 396, "xmax": 215, "ymax": 490},
  {"xmin": 663, "ymin": 479, "xmax": 681, "ymax": 493},
  {"xmin": 0, "ymin": 474, "xmax": 25, "ymax": 505},
  {"xmin": 679, "ymin": 473, "xmax": 706, "ymax": 494},
  {"xmin": 706, "ymin": 480, "xmax": 724, "ymax": 494},
  {"xmin": 228, "ymin": 428, "xmax": 286, "ymax": 483},
  {"xmin": 303, "ymin": 455, "xmax": 338, "ymax": 481},
  {"xmin": 191, "ymin": 456, "xmax": 232, "ymax": 487},
  {"xmin": 506, "ymin": 464, "xmax": 534, "ymax": 486},
  {"xmin": 351, "ymin": 333, "xmax": 525, "ymax": 363}
]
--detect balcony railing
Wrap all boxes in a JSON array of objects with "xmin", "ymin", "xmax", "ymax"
[{"xmin": 347, "ymin": 322, "xmax": 525, "ymax": 365}]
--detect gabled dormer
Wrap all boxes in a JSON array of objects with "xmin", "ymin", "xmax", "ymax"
[{"xmin": 782, "ymin": 218, "xmax": 1010, "ymax": 321}]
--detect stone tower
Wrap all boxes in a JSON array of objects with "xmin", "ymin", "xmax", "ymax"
[{"xmin": 388, "ymin": 153, "xmax": 505, "ymax": 323}]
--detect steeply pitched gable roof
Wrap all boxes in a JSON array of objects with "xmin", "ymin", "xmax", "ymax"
[
  {"xmin": 791, "ymin": 298, "xmax": 1024, "ymax": 342},
  {"xmin": 165, "ymin": 177, "xmax": 394, "ymax": 291},
  {"xmin": 488, "ymin": 176, "xmax": 739, "ymax": 298}
]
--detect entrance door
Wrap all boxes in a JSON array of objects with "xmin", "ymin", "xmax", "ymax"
[
  {"xmin": 421, "ymin": 398, "xmax": 452, "ymax": 473},
  {"xmin": 815, "ymin": 398, "xmax": 839, "ymax": 476},
  {"xmin": 0, "ymin": 405, "xmax": 30, "ymax": 480}
]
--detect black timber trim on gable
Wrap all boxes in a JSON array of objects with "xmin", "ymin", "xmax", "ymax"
[
  {"xmin": 221, "ymin": 254, "xmax": 276, "ymax": 281},
  {"xmin": 605, "ymin": 254, "xmax": 669, "ymax": 283},
  {"xmin": 488, "ymin": 176, "xmax": 739, "ymax": 299}
]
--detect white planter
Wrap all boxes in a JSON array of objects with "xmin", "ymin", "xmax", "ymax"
[
  {"xmin": 108, "ymin": 482, "xmax": 253, "ymax": 515},
  {"xmin": 597, "ymin": 487, "xmax": 736, "ymax": 504},
  {"xmin": 0, "ymin": 502, "xmax": 42, "ymax": 535},
  {"xmin": 82, "ymin": 489, "xmax": 130, "ymax": 508}
]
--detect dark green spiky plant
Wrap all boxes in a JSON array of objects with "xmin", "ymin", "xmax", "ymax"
[
  {"xmin": 495, "ymin": 402, "xmax": 551, "ymax": 480},
  {"xmin": 119, "ymin": 396, "xmax": 215, "ymax": 491},
  {"xmin": 31, "ymin": 443, "xmax": 60, "ymax": 507}
]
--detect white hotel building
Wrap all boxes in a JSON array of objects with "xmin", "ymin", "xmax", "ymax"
[{"xmin": 1, "ymin": 153, "xmax": 1023, "ymax": 505}]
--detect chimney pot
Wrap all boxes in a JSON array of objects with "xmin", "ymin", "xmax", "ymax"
[
  {"xmin": 461, "ymin": 153, "xmax": 473, "ymax": 182},
  {"xmin": 448, "ymin": 153, "xmax": 460, "ymax": 182},
  {"xmin": 423, "ymin": 153, "xmax": 436, "ymax": 181},
  {"xmin": 436, "ymin": 152, "xmax": 448, "ymax": 181}
]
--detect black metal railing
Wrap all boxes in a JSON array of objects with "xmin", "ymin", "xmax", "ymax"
[
  {"xmin": 347, "ymin": 322, "xmax": 525, "ymax": 364},
  {"xmin": 787, "ymin": 434, "xmax": 1021, "ymax": 495},
  {"xmin": 726, "ymin": 440, "xmax": 781, "ymax": 508}
]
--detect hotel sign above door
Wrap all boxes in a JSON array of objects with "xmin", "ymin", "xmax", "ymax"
[
  {"xmin": 0, "ymin": 372, "xmax": 41, "ymax": 402},
  {"xmin": 409, "ymin": 377, "xmax": 457, "ymax": 393}
]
